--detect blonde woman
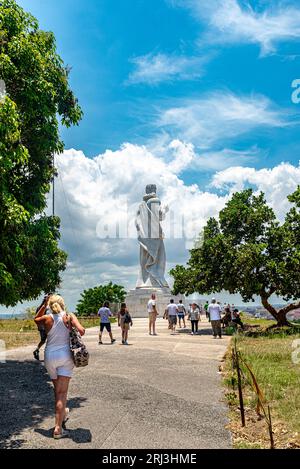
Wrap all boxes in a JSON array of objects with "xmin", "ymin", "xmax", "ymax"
[{"xmin": 34, "ymin": 294, "xmax": 85, "ymax": 439}]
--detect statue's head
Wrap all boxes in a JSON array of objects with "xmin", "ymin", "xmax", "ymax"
[{"xmin": 145, "ymin": 184, "xmax": 157, "ymax": 195}]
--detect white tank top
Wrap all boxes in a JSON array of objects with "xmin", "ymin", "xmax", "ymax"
[{"xmin": 45, "ymin": 312, "xmax": 70, "ymax": 352}]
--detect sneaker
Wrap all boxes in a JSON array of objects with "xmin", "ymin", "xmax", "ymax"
[
  {"xmin": 33, "ymin": 349, "xmax": 40, "ymax": 361},
  {"xmin": 111, "ymin": 339, "xmax": 116, "ymax": 344},
  {"xmin": 191, "ymin": 332, "xmax": 194, "ymax": 335},
  {"xmin": 98, "ymin": 341, "xmax": 103, "ymax": 345},
  {"xmin": 122, "ymin": 340, "xmax": 125, "ymax": 345},
  {"xmin": 153, "ymin": 333, "xmax": 158, "ymax": 336},
  {"xmin": 124, "ymin": 341, "xmax": 129, "ymax": 345}
]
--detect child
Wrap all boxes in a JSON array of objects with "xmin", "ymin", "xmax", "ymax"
[{"xmin": 118, "ymin": 303, "xmax": 133, "ymax": 345}]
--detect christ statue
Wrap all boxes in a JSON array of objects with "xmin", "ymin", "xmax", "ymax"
[{"xmin": 135, "ymin": 184, "xmax": 169, "ymax": 289}]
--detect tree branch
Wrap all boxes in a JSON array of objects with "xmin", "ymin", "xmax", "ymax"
[
  {"xmin": 279, "ymin": 300, "xmax": 300, "ymax": 316},
  {"xmin": 260, "ymin": 291, "xmax": 278, "ymax": 318}
]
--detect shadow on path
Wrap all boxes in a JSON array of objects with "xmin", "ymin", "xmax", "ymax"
[
  {"xmin": 35, "ymin": 427, "xmax": 92, "ymax": 444},
  {"xmin": 0, "ymin": 360, "xmax": 88, "ymax": 448},
  {"xmin": 177, "ymin": 327, "xmax": 215, "ymax": 336}
]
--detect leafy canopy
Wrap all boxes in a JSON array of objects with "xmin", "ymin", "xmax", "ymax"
[
  {"xmin": 76, "ymin": 283, "xmax": 126, "ymax": 316},
  {"xmin": 0, "ymin": 0, "xmax": 82, "ymax": 306}
]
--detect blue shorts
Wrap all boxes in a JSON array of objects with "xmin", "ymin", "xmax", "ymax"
[{"xmin": 178, "ymin": 313, "xmax": 184, "ymax": 319}]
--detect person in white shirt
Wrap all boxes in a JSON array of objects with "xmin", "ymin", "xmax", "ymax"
[
  {"xmin": 147, "ymin": 293, "xmax": 158, "ymax": 336},
  {"xmin": 188, "ymin": 303, "xmax": 200, "ymax": 335},
  {"xmin": 166, "ymin": 299, "xmax": 178, "ymax": 334},
  {"xmin": 208, "ymin": 298, "xmax": 222, "ymax": 339}
]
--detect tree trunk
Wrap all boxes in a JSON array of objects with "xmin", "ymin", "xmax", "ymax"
[
  {"xmin": 260, "ymin": 294, "xmax": 292, "ymax": 327},
  {"xmin": 275, "ymin": 310, "xmax": 291, "ymax": 327}
]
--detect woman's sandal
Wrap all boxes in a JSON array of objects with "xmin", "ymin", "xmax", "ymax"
[{"xmin": 53, "ymin": 428, "xmax": 69, "ymax": 439}]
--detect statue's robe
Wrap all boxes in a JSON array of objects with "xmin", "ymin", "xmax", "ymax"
[{"xmin": 135, "ymin": 197, "xmax": 169, "ymax": 288}]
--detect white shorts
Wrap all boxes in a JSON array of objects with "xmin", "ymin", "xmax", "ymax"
[{"xmin": 44, "ymin": 347, "xmax": 74, "ymax": 380}]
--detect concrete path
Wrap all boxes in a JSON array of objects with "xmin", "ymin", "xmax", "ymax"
[{"xmin": 0, "ymin": 318, "xmax": 232, "ymax": 449}]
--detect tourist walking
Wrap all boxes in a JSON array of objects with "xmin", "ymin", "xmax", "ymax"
[
  {"xmin": 166, "ymin": 299, "xmax": 178, "ymax": 334},
  {"xmin": 208, "ymin": 298, "xmax": 222, "ymax": 339},
  {"xmin": 188, "ymin": 303, "xmax": 200, "ymax": 335},
  {"xmin": 98, "ymin": 301, "xmax": 116, "ymax": 345},
  {"xmin": 118, "ymin": 303, "xmax": 133, "ymax": 345},
  {"xmin": 34, "ymin": 294, "xmax": 85, "ymax": 439},
  {"xmin": 204, "ymin": 301, "xmax": 210, "ymax": 321},
  {"xmin": 147, "ymin": 293, "xmax": 158, "ymax": 335},
  {"xmin": 177, "ymin": 299, "xmax": 186, "ymax": 328}
]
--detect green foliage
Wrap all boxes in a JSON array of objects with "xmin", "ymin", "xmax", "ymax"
[
  {"xmin": 25, "ymin": 306, "xmax": 36, "ymax": 319},
  {"xmin": 171, "ymin": 188, "xmax": 300, "ymax": 325},
  {"xmin": 76, "ymin": 283, "xmax": 126, "ymax": 316},
  {"xmin": 0, "ymin": 0, "xmax": 82, "ymax": 306},
  {"xmin": 224, "ymin": 326, "xmax": 236, "ymax": 336}
]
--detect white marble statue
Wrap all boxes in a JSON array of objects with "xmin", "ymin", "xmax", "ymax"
[{"xmin": 135, "ymin": 184, "xmax": 169, "ymax": 289}]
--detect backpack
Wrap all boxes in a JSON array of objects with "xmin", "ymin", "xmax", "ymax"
[
  {"xmin": 123, "ymin": 311, "xmax": 132, "ymax": 324},
  {"xmin": 67, "ymin": 315, "xmax": 89, "ymax": 368}
]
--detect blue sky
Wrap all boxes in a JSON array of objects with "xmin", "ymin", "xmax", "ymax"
[
  {"xmin": 6, "ymin": 0, "xmax": 300, "ymax": 311},
  {"xmin": 19, "ymin": 0, "xmax": 300, "ymax": 169}
]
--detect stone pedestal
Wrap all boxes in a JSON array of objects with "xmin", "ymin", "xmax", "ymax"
[{"xmin": 125, "ymin": 288, "xmax": 185, "ymax": 318}]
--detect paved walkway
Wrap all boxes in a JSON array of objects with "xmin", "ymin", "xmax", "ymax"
[{"xmin": 0, "ymin": 318, "xmax": 232, "ymax": 449}]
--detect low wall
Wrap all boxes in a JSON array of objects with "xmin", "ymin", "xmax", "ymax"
[{"xmin": 125, "ymin": 288, "xmax": 186, "ymax": 318}]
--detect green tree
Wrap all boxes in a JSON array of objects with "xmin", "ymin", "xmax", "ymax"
[
  {"xmin": 0, "ymin": 0, "xmax": 82, "ymax": 306},
  {"xmin": 76, "ymin": 283, "xmax": 126, "ymax": 317},
  {"xmin": 171, "ymin": 188, "xmax": 300, "ymax": 327}
]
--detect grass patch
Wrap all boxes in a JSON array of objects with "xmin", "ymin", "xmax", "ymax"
[
  {"xmin": 223, "ymin": 332, "xmax": 300, "ymax": 449},
  {"xmin": 240, "ymin": 313, "xmax": 276, "ymax": 328}
]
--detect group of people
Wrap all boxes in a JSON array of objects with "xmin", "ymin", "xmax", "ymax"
[
  {"xmin": 163, "ymin": 300, "xmax": 202, "ymax": 334},
  {"xmin": 148, "ymin": 295, "xmax": 244, "ymax": 339},
  {"xmin": 32, "ymin": 292, "xmax": 244, "ymax": 440},
  {"xmin": 97, "ymin": 301, "xmax": 133, "ymax": 346},
  {"xmin": 146, "ymin": 294, "xmax": 242, "ymax": 339},
  {"xmin": 96, "ymin": 296, "xmax": 244, "ymax": 345},
  {"xmin": 164, "ymin": 297, "xmax": 224, "ymax": 338}
]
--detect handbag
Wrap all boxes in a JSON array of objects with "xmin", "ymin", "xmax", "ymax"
[{"xmin": 67, "ymin": 314, "xmax": 89, "ymax": 368}]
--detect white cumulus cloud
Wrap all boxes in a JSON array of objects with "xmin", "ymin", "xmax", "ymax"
[{"xmin": 211, "ymin": 161, "xmax": 300, "ymax": 220}]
